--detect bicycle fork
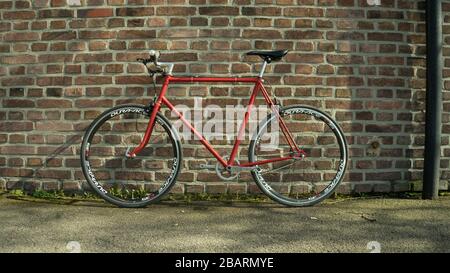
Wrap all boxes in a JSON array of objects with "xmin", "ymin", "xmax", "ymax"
[
  {"xmin": 126, "ymin": 77, "xmax": 170, "ymax": 158},
  {"xmin": 125, "ymin": 102, "xmax": 161, "ymax": 158}
]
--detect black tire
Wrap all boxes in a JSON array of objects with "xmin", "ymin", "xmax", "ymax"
[
  {"xmin": 248, "ymin": 105, "xmax": 348, "ymax": 207},
  {"xmin": 80, "ymin": 104, "xmax": 182, "ymax": 208}
]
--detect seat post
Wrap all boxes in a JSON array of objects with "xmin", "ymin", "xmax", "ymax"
[{"xmin": 258, "ymin": 60, "xmax": 268, "ymax": 78}]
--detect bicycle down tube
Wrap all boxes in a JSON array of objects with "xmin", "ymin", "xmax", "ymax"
[{"xmin": 127, "ymin": 75, "xmax": 304, "ymax": 168}]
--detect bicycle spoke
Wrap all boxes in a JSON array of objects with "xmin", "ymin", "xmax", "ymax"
[
  {"xmin": 81, "ymin": 105, "xmax": 181, "ymax": 208},
  {"xmin": 249, "ymin": 106, "xmax": 347, "ymax": 206},
  {"xmin": 259, "ymin": 160, "xmax": 297, "ymax": 175}
]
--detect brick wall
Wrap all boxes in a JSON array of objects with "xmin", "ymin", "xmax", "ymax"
[{"xmin": 0, "ymin": 0, "xmax": 448, "ymax": 195}]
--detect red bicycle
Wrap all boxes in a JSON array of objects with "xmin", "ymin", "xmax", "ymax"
[{"xmin": 80, "ymin": 50, "xmax": 348, "ymax": 208}]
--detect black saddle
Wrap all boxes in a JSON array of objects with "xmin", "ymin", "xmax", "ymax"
[{"xmin": 246, "ymin": 50, "xmax": 288, "ymax": 63}]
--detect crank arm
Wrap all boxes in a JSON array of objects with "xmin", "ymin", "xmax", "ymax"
[
  {"xmin": 229, "ymin": 165, "xmax": 257, "ymax": 172},
  {"xmin": 199, "ymin": 163, "xmax": 216, "ymax": 170}
]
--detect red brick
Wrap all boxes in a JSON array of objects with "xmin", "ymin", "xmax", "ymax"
[
  {"xmin": 75, "ymin": 99, "xmax": 113, "ymax": 108},
  {"xmin": 284, "ymin": 76, "xmax": 323, "ymax": 85},
  {"xmin": 108, "ymin": 0, "xmax": 125, "ymax": 4},
  {"xmin": 105, "ymin": 64, "xmax": 123, "ymax": 73},
  {"xmin": 199, "ymin": 6, "xmax": 239, "ymax": 15},
  {"xmin": 27, "ymin": 158, "xmax": 43, "ymax": 166},
  {"xmin": 366, "ymin": 124, "xmax": 402, "ymax": 133},
  {"xmin": 233, "ymin": 17, "xmax": 250, "ymax": 27},
  {"xmin": 115, "ymin": 76, "xmax": 152, "ymax": 84},
  {"xmin": 185, "ymin": 183, "xmax": 205, "ymax": 193},
  {"xmin": 159, "ymin": 29, "xmax": 198, "ymax": 38},
  {"xmin": 160, "ymin": 53, "xmax": 198, "ymax": 62},
  {"xmin": 85, "ymin": 87, "xmax": 102, "ymax": 96},
  {"xmin": 327, "ymin": 77, "xmax": 364, "ymax": 86},
  {"xmin": 75, "ymin": 76, "xmax": 112, "ymax": 85},
  {"xmin": 38, "ymin": 54, "xmax": 73, "ymax": 63},
  {"xmin": 3, "ymin": 11, "xmax": 35, "ymax": 20},
  {"xmin": 51, "ymin": 0, "xmax": 66, "ymax": 7},
  {"xmin": 37, "ymin": 77, "xmax": 72, "ymax": 86},
  {"xmin": 368, "ymin": 78, "xmax": 405, "ymax": 87},
  {"xmin": 0, "ymin": 22, "xmax": 11, "ymax": 32},
  {"xmin": 327, "ymin": 55, "xmax": 364, "ymax": 64},
  {"xmin": 3, "ymin": 99, "xmax": 35, "ymax": 108},
  {"xmin": 9, "ymin": 88, "xmax": 25, "ymax": 97},
  {"xmin": 65, "ymin": 65, "xmax": 82, "ymax": 74},
  {"xmin": 35, "ymin": 122, "xmax": 72, "ymax": 131},
  {"xmin": 79, "ymin": 30, "xmax": 116, "ymax": 39},
  {"xmin": 0, "ymin": 146, "xmax": 35, "ymax": 155},
  {"xmin": 226, "ymin": 183, "xmax": 245, "ymax": 194},
  {"xmin": 74, "ymin": 53, "xmax": 112, "ymax": 62},
  {"xmin": 42, "ymin": 65, "xmax": 59, "ymax": 75},
  {"xmin": 62, "ymin": 182, "xmax": 81, "ymax": 192},
  {"xmin": 243, "ymin": 29, "xmax": 282, "ymax": 39},
  {"xmin": 326, "ymin": 100, "xmax": 363, "ymax": 109},
  {"xmin": 242, "ymin": 7, "xmax": 281, "ymax": 16},
  {"xmin": 42, "ymin": 182, "xmax": 60, "ymax": 191},
  {"xmin": 89, "ymin": 41, "xmax": 108, "ymax": 51},
  {"xmin": 36, "ymin": 170, "xmax": 71, "ymax": 179},
  {"xmin": 4, "ymin": 32, "xmax": 39, "ymax": 42},
  {"xmin": 285, "ymin": 54, "xmax": 323, "ymax": 63},
  {"xmin": 205, "ymin": 184, "xmax": 227, "ymax": 194},
  {"xmin": 8, "ymin": 135, "xmax": 25, "ymax": 144},
  {"xmin": 1, "ymin": 55, "xmax": 36, "ymax": 64},
  {"xmin": 42, "ymin": 31, "xmax": 76, "ymax": 40},
  {"xmin": 156, "ymin": 6, "xmax": 196, "ymax": 16},
  {"xmin": 284, "ymin": 7, "xmax": 324, "ymax": 17},
  {"xmin": 368, "ymin": 56, "xmax": 404, "ymax": 65},
  {"xmin": 1, "ymin": 77, "xmax": 34, "ymax": 86},
  {"xmin": 38, "ymin": 9, "xmax": 73, "ymax": 18},
  {"xmin": 37, "ymin": 99, "xmax": 72, "ymax": 108},
  {"xmin": 117, "ymin": 30, "xmax": 156, "ymax": 39},
  {"xmin": 285, "ymin": 30, "xmax": 323, "ymax": 39},
  {"xmin": 107, "ymin": 18, "xmax": 124, "ymax": 28},
  {"xmin": 77, "ymin": 8, "xmax": 113, "ymax": 18},
  {"xmin": 368, "ymin": 32, "xmax": 404, "ymax": 41},
  {"xmin": 15, "ymin": 0, "xmax": 31, "ymax": 8},
  {"xmin": 116, "ymin": 7, "xmax": 154, "ymax": 16},
  {"xmin": 86, "ymin": 64, "xmax": 102, "ymax": 74}
]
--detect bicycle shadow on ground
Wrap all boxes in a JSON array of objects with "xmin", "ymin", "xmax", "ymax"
[{"xmin": 1, "ymin": 196, "xmax": 449, "ymax": 253}]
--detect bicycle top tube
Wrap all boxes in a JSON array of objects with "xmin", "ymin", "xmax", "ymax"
[
  {"xmin": 168, "ymin": 76, "xmax": 260, "ymax": 83},
  {"xmin": 138, "ymin": 49, "xmax": 289, "ymax": 78}
]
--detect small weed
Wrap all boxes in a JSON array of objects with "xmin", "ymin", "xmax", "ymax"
[
  {"xmin": 9, "ymin": 189, "xmax": 25, "ymax": 197},
  {"xmin": 77, "ymin": 192, "xmax": 100, "ymax": 200},
  {"xmin": 162, "ymin": 193, "xmax": 270, "ymax": 203},
  {"xmin": 32, "ymin": 189, "xmax": 66, "ymax": 199},
  {"xmin": 6, "ymin": 188, "xmax": 450, "ymax": 204},
  {"xmin": 7, "ymin": 189, "xmax": 102, "ymax": 202}
]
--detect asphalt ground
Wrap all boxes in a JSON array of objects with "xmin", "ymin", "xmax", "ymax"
[{"xmin": 0, "ymin": 193, "xmax": 449, "ymax": 253}]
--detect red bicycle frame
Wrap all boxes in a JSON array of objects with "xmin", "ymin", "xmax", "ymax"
[{"xmin": 128, "ymin": 75, "xmax": 304, "ymax": 168}]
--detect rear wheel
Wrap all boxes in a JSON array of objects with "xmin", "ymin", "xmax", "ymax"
[
  {"xmin": 248, "ymin": 105, "xmax": 348, "ymax": 207},
  {"xmin": 80, "ymin": 104, "xmax": 182, "ymax": 208}
]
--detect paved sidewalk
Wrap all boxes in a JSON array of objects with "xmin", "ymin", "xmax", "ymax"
[{"xmin": 0, "ymin": 193, "xmax": 449, "ymax": 253}]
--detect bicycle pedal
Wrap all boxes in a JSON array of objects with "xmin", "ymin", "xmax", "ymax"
[{"xmin": 199, "ymin": 164, "xmax": 216, "ymax": 170}]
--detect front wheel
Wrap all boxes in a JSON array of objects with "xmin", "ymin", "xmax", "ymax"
[
  {"xmin": 80, "ymin": 104, "xmax": 182, "ymax": 208},
  {"xmin": 248, "ymin": 105, "xmax": 348, "ymax": 207}
]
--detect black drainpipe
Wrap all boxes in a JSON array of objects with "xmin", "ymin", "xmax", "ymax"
[{"xmin": 423, "ymin": 0, "xmax": 443, "ymax": 199}]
